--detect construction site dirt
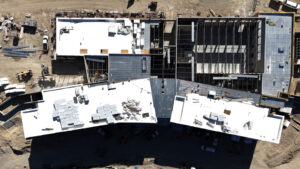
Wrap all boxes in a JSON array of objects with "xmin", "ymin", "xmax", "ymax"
[{"xmin": 0, "ymin": 0, "xmax": 300, "ymax": 169}]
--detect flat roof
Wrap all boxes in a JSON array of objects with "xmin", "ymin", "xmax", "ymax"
[
  {"xmin": 21, "ymin": 79, "xmax": 157, "ymax": 138},
  {"xmin": 170, "ymin": 93, "xmax": 284, "ymax": 143},
  {"xmin": 56, "ymin": 18, "xmax": 149, "ymax": 56},
  {"xmin": 176, "ymin": 80, "xmax": 261, "ymax": 104},
  {"xmin": 109, "ymin": 54, "xmax": 151, "ymax": 82},
  {"xmin": 260, "ymin": 13, "xmax": 293, "ymax": 96}
]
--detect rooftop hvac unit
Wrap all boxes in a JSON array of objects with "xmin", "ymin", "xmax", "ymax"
[
  {"xmin": 209, "ymin": 112, "xmax": 218, "ymax": 121},
  {"xmin": 278, "ymin": 47, "xmax": 284, "ymax": 53},
  {"xmin": 141, "ymin": 22, "xmax": 145, "ymax": 29},
  {"xmin": 134, "ymin": 24, "xmax": 138, "ymax": 34},
  {"xmin": 243, "ymin": 121, "xmax": 253, "ymax": 130},
  {"xmin": 134, "ymin": 19, "xmax": 140, "ymax": 24},
  {"xmin": 75, "ymin": 87, "xmax": 81, "ymax": 96},
  {"xmin": 108, "ymin": 25, "xmax": 118, "ymax": 35},
  {"xmin": 124, "ymin": 19, "xmax": 132, "ymax": 27},
  {"xmin": 136, "ymin": 38, "xmax": 141, "ymax": 47},
  {"xmin": 137, "ymin": 28, "xmax": 141, "ymax": 33},
  {"xmin": 83, "ymin": 95, "xmax": 89, "ymax": 105},
  {"xmin": 208, "ymin": 90, "xmax": 216, "ymax": 96},
  {"xmin": 208, "ymin": 90, "xmax": 216, "ymax": 99},
  {"xmin": 141, "ymin": 38, "xmax": 145, "ymax": 46},
  {"xmin": 279, "ymin": 107, "xmax": 293, "ymax": 114}
]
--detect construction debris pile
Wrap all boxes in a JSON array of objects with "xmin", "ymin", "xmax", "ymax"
[
  {"xmin": 121, "ymin": 99, "xmax": 150, "ymax": 121},
  {"xmin": 3, "ymin": 45, "xmax": 39, "ymax": 58},
  {"xmin": 55, "ymin": 10, "xmax": 164, "ymax": 20},
  {"xmin": 91, "ymin": 99, "xmax": 150, "ymax": 124},
  {"xmin": 122, "ymin": 99, "xmax": 142, "ymax": 114},
  {"xmin": 0, "ymin": 14, "xmax": 40, "ymax": 57},
  {"xmin": 0, "ymin": 16, "xmax": 20, "ymax": 42}
]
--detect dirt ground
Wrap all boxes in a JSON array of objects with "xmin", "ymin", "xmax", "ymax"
[{"xmin": 0, "ymin": 0, "xmax": 300, "ymax": 169}]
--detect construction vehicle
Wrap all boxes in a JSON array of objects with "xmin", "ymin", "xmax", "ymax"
[
  {"xmin": 41, "ymin": 64, "xmax": 49, "ymax": 76},
  {"xmin": 272, "ymin": 0, "xmax": 300, "ymax": 10},
  {"xmin": 286, "ymin": 0, "xmax": 300, "ymax": 9},
  {"xmin": 38, "ymin": 64, "xmax": 55, "ymax": 88},
  {"xmin": 16, "ymin": 70, "xmax": 32, "ymax": 82},
  {"xmin": 43, "ymin": 35, "xmax": 49, "ymax": 54}
]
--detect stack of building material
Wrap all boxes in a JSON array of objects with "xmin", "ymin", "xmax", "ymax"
[
  {"xmin": 4, "ymin": 84, "xmax": 25, "ymax": 90},
  {"xmin": 53, "ymin": 99, "xmax": 84, "ymax": 130},
  {"xmin": 4, "ymin": 83, "xmax": 25, "ymax": 95},
  {"xmin": 0, "ymin": 77, "xmax": 9, "ymax": 88},
  {"xmin": 3, "ymin": 45, "xmax": 39, "ymax": 58},
  {"xmin": 91, "ymin": 104, "xmax": 118, "ymax": 124}
]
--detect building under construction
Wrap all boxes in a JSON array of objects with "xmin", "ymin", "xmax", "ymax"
[
  {"xmin": 176, "ymin": 14, "xmax": 293, "ymax": 96},
  {"xmin": 16, "ymin": 12, "xmax": 297, "ymax": 144},
  {"xmin": 176, "ymin": 17, "xmax": 265, "ymax": 93},
  {"xmin": 52, "ymin": 11, "xmax": 176, "ymax": 84}
]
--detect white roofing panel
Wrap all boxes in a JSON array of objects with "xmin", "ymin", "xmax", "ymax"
[
  {"xmin": 134, "ymin": 19, "xmax": 140, "ymax": 24},
  {"xmin": 21, "ymin": 79, "xmax": 157, "ymax": 138},
  {"xmin": 170, "ymin": 93, "xmax": 284, "ymax": 144}
]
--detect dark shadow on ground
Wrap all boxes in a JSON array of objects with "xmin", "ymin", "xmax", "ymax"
[
  {"xmin": 268, "ymin": 1, "xmax": 298, "ymax": 12},
  {"xmin": 0, "ymin": 103, "xmax": 36, "ymax": 122},
  {"xmin": 268, "ymin": 1, "xmax": 281, "ymax": 11},
  {"xmin": 51, "ymin": 57, "xmax": 85, "ymax": 75},
  {"xmin": 29, "ymin": 124, "xmax": 257, "ymax": 169},
  {"xmin": 0, "ymin": 93, "xmax": 41, "ymax": 121},
  {"xmin": 282, "ymin": 5, "xmax": 298, "ymax": 12},
  {"xmin": 127, "ymin": 0, "xmax": 135, "ymax": 9}
]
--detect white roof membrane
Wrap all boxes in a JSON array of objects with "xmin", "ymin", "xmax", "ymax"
[
  {"xmin": 56, "ymin": 17, "xmax": 148, "ymax": 56},
  {"xmin": 170, "ymin": 93, "xmax": 284, "ymax": 144},
  {"xmin": 21, "ymin": 79, "xmax": 157, "ymax": 138}
]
